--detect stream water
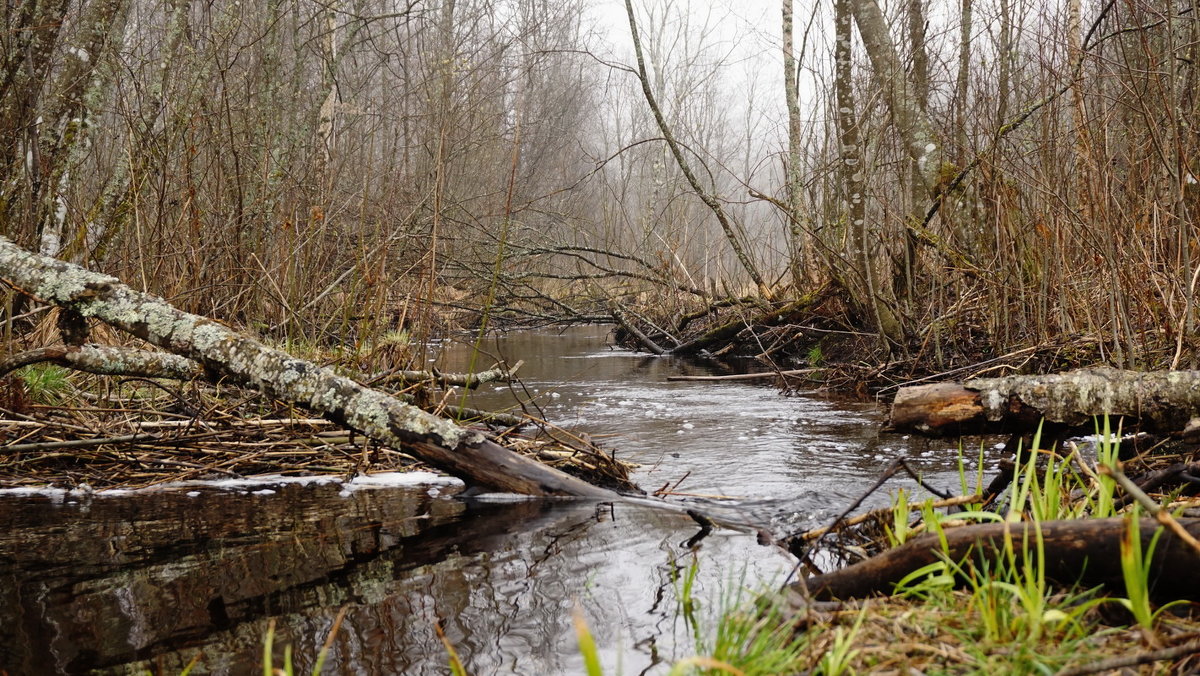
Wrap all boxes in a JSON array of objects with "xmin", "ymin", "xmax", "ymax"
[{"xmin": 0, "ymin": 327, "xmax": 996, "ymax": 675}]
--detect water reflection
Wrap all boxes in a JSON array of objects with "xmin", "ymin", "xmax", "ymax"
[{"xmin": 0, "ymin": 481, "xmax": 792, "ymax": 675}]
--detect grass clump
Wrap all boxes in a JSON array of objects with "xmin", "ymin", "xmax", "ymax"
[{"xmin": 19, "ymin": 362, "xmax": 71, "ymax": 403}]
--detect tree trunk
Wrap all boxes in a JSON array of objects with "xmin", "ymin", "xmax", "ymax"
[
  {"xmin": 835, "ymin": 0, "xmax": 903, "ymax": 346},
  {"xmin": 848, "ymin": 0, "xmax": 942, "ymax": 194},
  {"xmin": 798, "ymin": 517, "xmax": 1200, "ymax": 600},
  {"xmin": 781, "ymin": 0, "xmax": 808, "ymax": 291},
  {"xmin": 889, "ymin": 367, "xmax": 1200, "ymax": 436},
  {"xmin": 0, "ymin": 236, "xmax": 617, "ymax": 498}
]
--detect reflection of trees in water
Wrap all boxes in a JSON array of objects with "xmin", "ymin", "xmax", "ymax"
[{"xmin": 0, "ymin": 484, "xmax": 713, "ymax": 675}]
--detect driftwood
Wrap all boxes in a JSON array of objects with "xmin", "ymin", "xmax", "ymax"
[
  {"xmin": 666, "ymin": 368, "xmax": 817, "ymax": 382},
  {"xmin": 0, "ymin": 237, "xmax": 617, "ymax": 497},
  {"xmin": 798, "ymin": 517, "xmax": 1200, "ymax": 601},
  {"xmin": 890, "ymin": 367, "xmax": 1200, "ymax": 436}
]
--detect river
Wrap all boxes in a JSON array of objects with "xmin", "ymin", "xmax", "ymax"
[{"xmin": 0, "ymin": 327, "xmax": 992, "ymax": 675}]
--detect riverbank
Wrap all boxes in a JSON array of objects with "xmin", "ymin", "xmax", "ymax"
[
  {"xmin": 644, "ymin": 426, "xmax": 1200, "ymax": 675},
  {"xmin": 607, "ymin": 290, "xmax": 1114, "ymax": 397}
]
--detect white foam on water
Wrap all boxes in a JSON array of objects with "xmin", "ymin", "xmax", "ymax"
[{"xmin": 348, "ymin": 471, "xmax": 460, "ymax": 488}]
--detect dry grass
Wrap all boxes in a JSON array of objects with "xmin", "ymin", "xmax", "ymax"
[{"xmin": 0, "ymin": 372, "xmax": 635, "ymax": 491}]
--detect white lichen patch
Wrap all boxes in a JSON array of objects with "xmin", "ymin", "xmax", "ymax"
[
  {"xmin": 191, "ymin": 322, "xmax": 227, "ymax": 352},
  {"xmin": 977, "ymin": 388, "xmax": 1007, "ymax": 421},
  {"xmin": 140, "ymin": 302, "xmax": 188, "ymax": 340},
  {"xmin": 94, "ymin": 294, "xmax": 146, "ymax": 326},
  {"xmin": 35, "ymin": 267, "xmax": 95, "ymax": 304}
]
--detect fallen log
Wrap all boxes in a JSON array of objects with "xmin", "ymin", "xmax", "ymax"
[
  {"xmin": 372, "ymin": 361, "xmax": 524, "ymax": 389},
  {"xmin": 798, "ymin": 517, "xmax": 1200, "ymax": 601},
  {"xmin": 671, "ymin": 293, "xmax": 822, "ymax": 356},
  {"xmin": 0, "ymin": 237, "xmax": 619, "ymax": 497},
  {"xmin": 889, "ymin": 367, "xmax": 1200, "ymax": 436}
]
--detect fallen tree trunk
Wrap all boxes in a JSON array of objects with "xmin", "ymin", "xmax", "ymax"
[
  {"xmin": 372, "ymin": 361, "xmax": 524, "ymax": 389},
  {"xmin": 0, "ymin": 237, "xmax": 619, "ymax": 497},
  {"xmin": 889, "ymin": 367, "xmax": 1200, "ymax": 436},
  {"xmin": 799, "ymin": 517, "xmax": 1200, "ymax": 601},
  {"xmin": 672, "ymin": 296, "xmax": 814, "ymax": 356}
]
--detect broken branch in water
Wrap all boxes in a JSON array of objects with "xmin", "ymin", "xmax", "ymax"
[{"xmin": 610, "ymin": 301, "xmax": 666, "ymax": 355}]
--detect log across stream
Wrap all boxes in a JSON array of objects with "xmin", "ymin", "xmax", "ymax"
[{"xmin": 0, "ymin": 328, "xmax": 1002, "ymax": 674}]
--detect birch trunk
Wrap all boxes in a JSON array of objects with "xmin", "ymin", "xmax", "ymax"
[
  {"xmin": 848, "ymin": 0, "xmax": 942, "ymax": 194},
  {"xmin": 781, "ymin": 0, "xmax": 808, "ymax": 290},
  {"xmin": 889, "ymin": 367, "xmax": 1200, "ymax": 436},
  {"xmin": 835, "ymin": 0, "xmax": 902, "ymax": 345}
]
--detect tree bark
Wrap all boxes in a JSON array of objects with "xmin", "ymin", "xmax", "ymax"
[
  {"xmin": 0, "ymin": 236, "xmax": 618, "ymax": 498},
  {"xmin": 799, "ymin": 517, "xmax": 1200, "ymax": 600},
  {"xmin": 889, "ymin": 367, "xmax": 1200, "ymax": 436},
  {"xmin": 848, "ymin": 0, "xmax": 942, "ymax": 194},
  {"xmin": 0, "ymin": 345, "xmax": 203, "ymax": 381}
]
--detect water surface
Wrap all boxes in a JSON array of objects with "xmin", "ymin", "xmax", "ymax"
[{"xmin": 0, "ymin": 327, "xmax": 993, "ymax": 674}]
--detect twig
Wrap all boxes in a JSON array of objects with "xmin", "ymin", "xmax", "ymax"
[
  {"xmin": 2, "ymin": 433, "xmax": 158, "ymax": 452},
  {"xmin": 796, "ymin": 494, "xmax": 982, "ymax": 541},
  {"xmin": 1101, "ymin": 461, "xmax": 1200, "ymax": 555},
  {"xmin": 1056, "ymin": 639, "xmax": 1200, "ymax": 676}
]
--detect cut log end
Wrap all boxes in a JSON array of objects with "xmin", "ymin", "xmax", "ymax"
[{"xmin": 888, "ymin": 382, "xmax": 984, "ymax": 434}]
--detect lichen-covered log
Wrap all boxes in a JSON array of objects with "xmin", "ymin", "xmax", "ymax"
[
  {"xmin": 889, "ymin": 367, "xmax": 1200, "ymax": 436},
  {"xmin": 374, "ymin": 361, "xmax": 523, "ymax": 389},
  {"xmin": 0, "ymin": 345, "xmax": 204, "ymax": 381},
  {"xmin": 0, "ymin": 237, "xmax": 617, "ymax": 497},
  {"xmin": 797, "ymin": 517, "xmax": 1200, "ymax": 601}
]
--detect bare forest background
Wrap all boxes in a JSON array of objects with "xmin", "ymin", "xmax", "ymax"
[{"xmin": 3, "ymin": 0, "xmax": 1198, "ymax": 376}]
